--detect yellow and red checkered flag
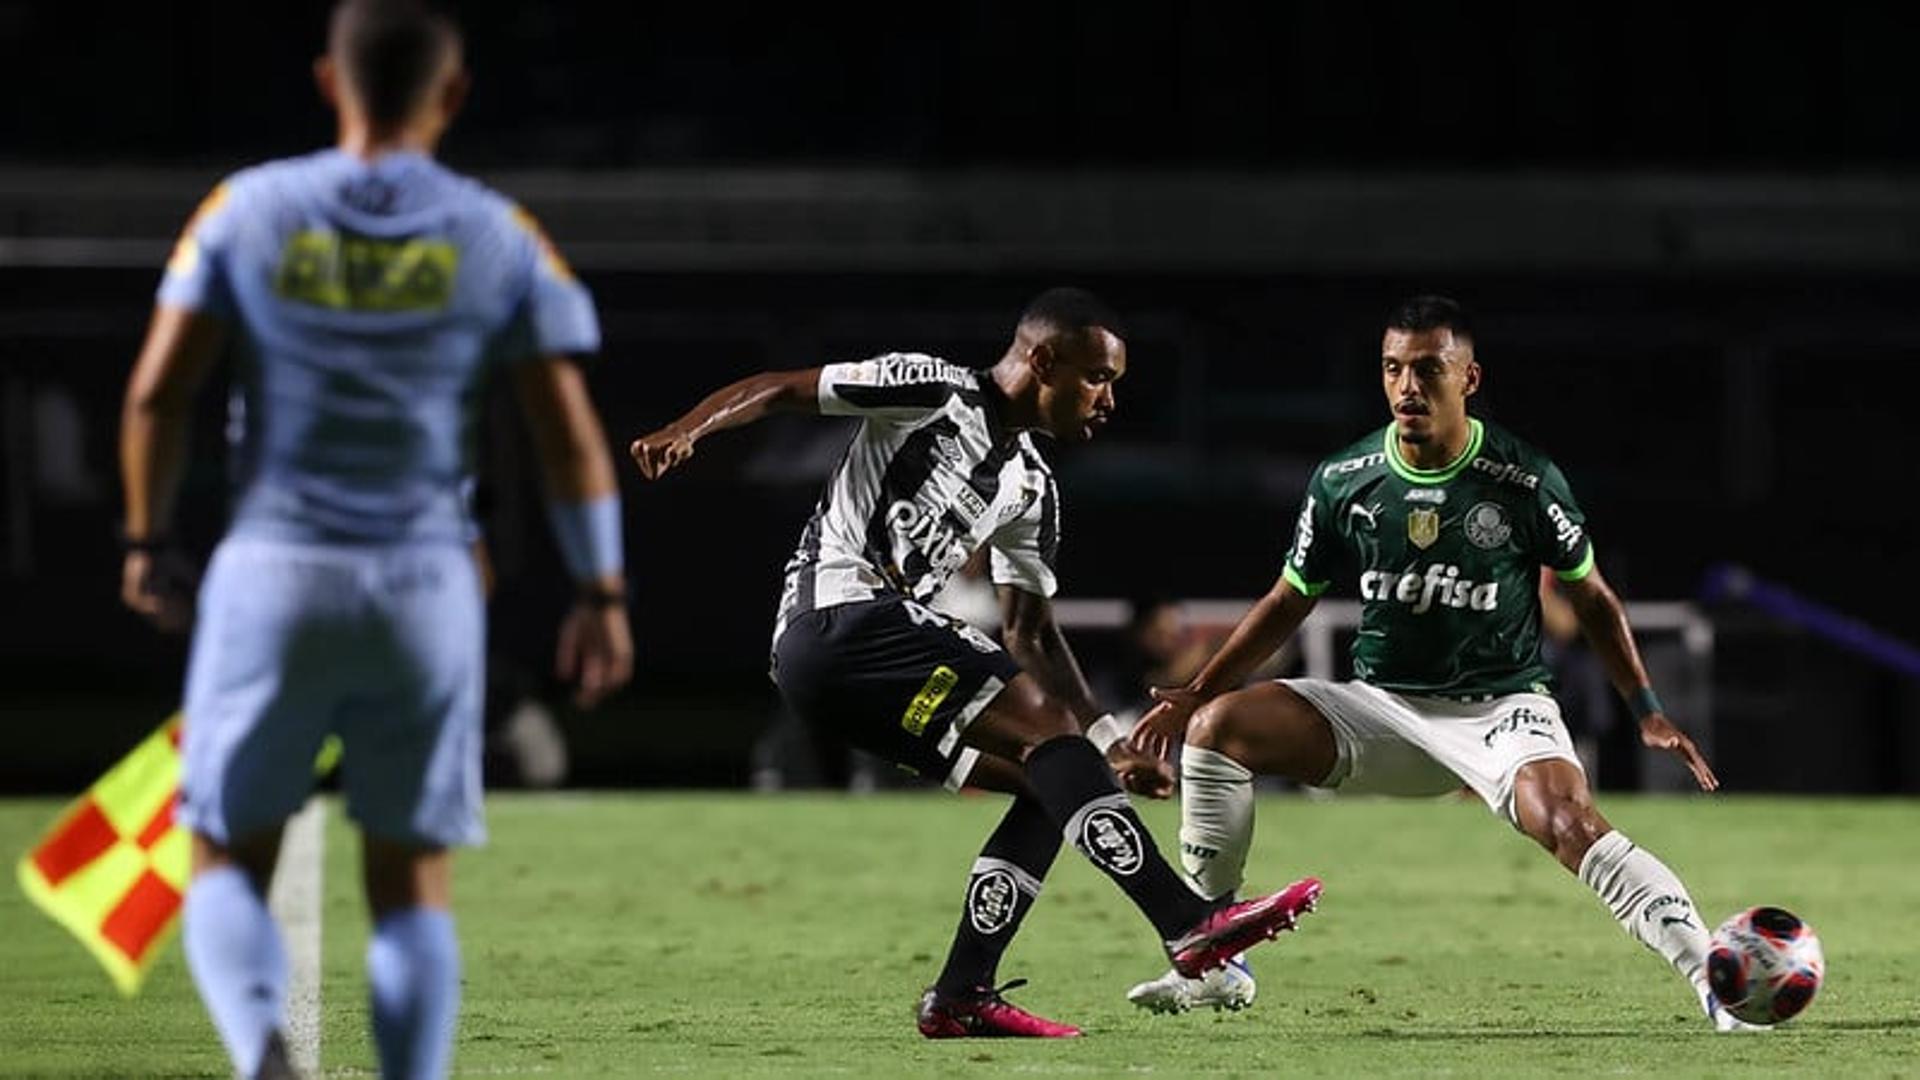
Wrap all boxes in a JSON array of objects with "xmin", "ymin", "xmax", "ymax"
[{"xmin": 16, "ymin": 715, "xmax": 188, "ymax": 995}]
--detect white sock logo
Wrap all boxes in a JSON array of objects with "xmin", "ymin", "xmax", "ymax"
[
  {"xmin": 1646, "ymin": 894, "xmax": 1698, "ymax": 931},
  {"xmin": 1081, "ymin": 809, "xmax": 1143, "ymax": 877},
  {"xmin": 967, "ymin": 869, "xmax": 1020, "ymax": 934}
]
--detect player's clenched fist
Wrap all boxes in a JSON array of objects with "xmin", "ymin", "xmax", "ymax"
[{"xmin": 630, "ymin": 427, "xmax": 696, "ymax": 479}]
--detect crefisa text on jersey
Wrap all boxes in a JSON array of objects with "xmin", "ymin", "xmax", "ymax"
[{"xmin": 1358, "ymin": 563, "xmax": 1501, "ymax": 614}]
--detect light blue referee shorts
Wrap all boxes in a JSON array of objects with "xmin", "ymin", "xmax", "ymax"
[{"xmin": 179, "ymin": 537, "xmax": 486, "ymax": 848}]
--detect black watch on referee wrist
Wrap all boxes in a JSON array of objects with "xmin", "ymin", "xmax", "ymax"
[
  {"xmin": 118, "ymin": 525, "xmax": 170, "ymax": 553},
  {"xmin": 576, "ymin": 583, "xmax": 625, "ymax": 608}
]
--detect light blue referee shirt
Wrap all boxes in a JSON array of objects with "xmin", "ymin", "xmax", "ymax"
[{"xmin": 158, "ymin": 148, "xmax": 599, "ymax": 543}]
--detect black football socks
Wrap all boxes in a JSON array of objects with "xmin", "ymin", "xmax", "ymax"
[
  {"xmin": 933, "ymin": 794, "xmax": 1060, "ymax": 996},
  {"xmin": 1023, "ymin": 735, "xmax": 1211, "ymax": 941}
]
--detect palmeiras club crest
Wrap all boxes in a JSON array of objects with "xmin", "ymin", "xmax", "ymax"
[{"xmin": 1463, "ymin": 501, "xmax": 1513, "ymax": 550}]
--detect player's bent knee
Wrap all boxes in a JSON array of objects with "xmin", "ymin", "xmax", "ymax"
[
  {"xmin": 1188, "ymin": 692, "xmax": 1258, "ymax": 753},
  {"xmin": 1186, "ymin": 698, "xmax": 1229, "ymax": 750},
  {"xmin": 1187, "ymin": 686, "xmax": 1336, "ymax": 784},
  {"xmin": 1528, "ymin": 799, "xmax": 1607, "ymax": 866}
]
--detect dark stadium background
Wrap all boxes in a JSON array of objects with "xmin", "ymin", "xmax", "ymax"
[{"xmin": 2, "ymin": 4, "xmax": 1913, "ymax": 793}]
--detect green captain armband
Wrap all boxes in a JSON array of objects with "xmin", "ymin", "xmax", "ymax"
[
  {"xmin": 1283, "ymin": 563, "xmax": 1330, "ymax": 597},
  {"xmin": 1554, "ymin": 544, "xmax": 1596, "ymax": 583}
]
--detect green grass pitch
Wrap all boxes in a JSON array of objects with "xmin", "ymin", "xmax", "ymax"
[{"xmin": 4, "ymin": 793, "xmax": 1918, "ymax": 1078}]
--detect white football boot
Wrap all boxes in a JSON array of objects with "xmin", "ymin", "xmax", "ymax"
[
  {"xmin": 1127, "ymin": 954, "xmax": 1256, "ymax": 1014},
  {"xmin": 1701, "ymin": 988, "xmax": 1771, "ymax": 1033}
]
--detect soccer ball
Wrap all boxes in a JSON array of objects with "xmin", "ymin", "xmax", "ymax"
[{"xmin": 1706, "ymin": 906, "xmax": 1824, "ymax": 1025}]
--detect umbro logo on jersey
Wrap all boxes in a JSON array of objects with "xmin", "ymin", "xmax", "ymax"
[{"xmin": 999, "ymin": 484, "xmax": 1040, "ymax": 525}]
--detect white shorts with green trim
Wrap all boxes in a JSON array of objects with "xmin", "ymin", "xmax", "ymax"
[{"xmin": 1283, "ymin": 679, "xmax": 1583, "ymax": 824}]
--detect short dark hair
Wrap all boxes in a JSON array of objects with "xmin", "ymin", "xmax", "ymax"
[
  {"xmin": 329, "ymin": 0, "xmax": 461, "ymax": 127},
  {"xmin": 1385, "ymin": 295, "xmax": 1473, "ymax": 346},
  {"xmin": 1019, "ymin": 286, "xmax": 1126, "ymax": 342}
]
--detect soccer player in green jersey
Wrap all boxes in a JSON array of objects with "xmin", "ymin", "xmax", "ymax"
[{"xmin": 1124, "ymin": 296, "xmax": 1749, "ymax": 1030}]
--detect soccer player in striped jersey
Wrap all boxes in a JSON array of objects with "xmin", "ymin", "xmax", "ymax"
[
  {"xmin": 118, "ymin": 3, "xmax": 632, "ymax": 1076},
  {"xmin": 1125, "ymin": 297, "xmax": 1747, "ymax": 1030},
  {"xmin": 632, "ymin": 289, "xmax": 1322, "ymax": 1038}
]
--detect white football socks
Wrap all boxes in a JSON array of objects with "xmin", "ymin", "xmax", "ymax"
[
  {"xmin": 1578, "ymin": 830, "xmax": 1712, "ymax": 999},
  {"xmin": 183, "ymin": 865, "xmax": 288, "ymax": 1079},
  {"xmin": 1178, "ymin": 746, "xmax": 1256, "ymax": 902},
  {"xmin": 367, "ymin": 907, "xmax": 462, "ymax": 1080}
]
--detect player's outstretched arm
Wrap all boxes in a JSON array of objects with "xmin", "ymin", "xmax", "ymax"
[
  {"xmin": 119, "ymin": 304, "xmax": 226, "ymax": 632},
  {"xmin": 999, "ymin": 585, "xmax": 1172, "ymax": 798},
  {"xmin": 1130, "ymin": 576, "xmax": 1318, "ymax": 759},
  {"xmin": 514, "ymin": 356, "xmax": 633, "ymax": 708},
  {"xmin": 628, "ymin": 368, "xmax": 822, "ymax": 479},
  {"xmin": 1559, "ymin": 566, "xmax": 1719, "ymax": 792}
]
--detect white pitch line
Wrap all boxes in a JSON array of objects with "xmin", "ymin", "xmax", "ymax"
[{"xmin": 270, "ymin": 796, "xmax": 327, "ymax": 1076}]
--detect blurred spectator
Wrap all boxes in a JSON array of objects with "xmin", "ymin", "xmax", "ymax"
[{"xmin": 1092, "ymin": 597, "xmax": 1222, "ymax": 725}]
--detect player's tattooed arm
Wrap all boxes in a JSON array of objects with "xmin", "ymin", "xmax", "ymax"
[
  {"xmin": 1130, "ymin": 575, "xmax": 1318, "ymax": 759},
  {"xmin": 1559, "ymin": 566, "xmax": 1720, "ymax": 792},
  {"xmin": 999, "ymin": 585, "xmax": 1172, "ymax": 797},
  {"xmin": 629, "ymin": 368, "xmax": 822, "ymax": 479}
]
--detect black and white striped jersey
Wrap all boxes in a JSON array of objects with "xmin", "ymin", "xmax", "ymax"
[{"xmin": 772, "ymin": 353, "xmax": 1061, "ymax": 646}]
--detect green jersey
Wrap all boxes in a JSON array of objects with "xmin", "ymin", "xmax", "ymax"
[{"xmin": 1282, "ymin": 418, "xmax": 1596, "ymax": 698}]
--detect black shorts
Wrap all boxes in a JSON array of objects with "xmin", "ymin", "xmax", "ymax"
[{"xmin": 771, "ymin": 595, "xmax": 1021, "ymax": 789}]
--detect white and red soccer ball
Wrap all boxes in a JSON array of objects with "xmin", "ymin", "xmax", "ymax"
[{"xmin": 1707, "ymin": 906, "xmax": 1824, "ymax": 1025}]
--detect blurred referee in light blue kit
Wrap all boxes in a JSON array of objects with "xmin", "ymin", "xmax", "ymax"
[{"xmin": 116, "ymin": 2, "xmax": 632, "ymax": 1076}]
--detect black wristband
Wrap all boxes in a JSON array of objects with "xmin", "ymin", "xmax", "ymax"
[
  {"xmin": 577, "ymin": 584, "xmax": 625, "ymax": 608},
  {"xmin": 118, "ymin": 528, "xmax": 170, "ymax": 553}
]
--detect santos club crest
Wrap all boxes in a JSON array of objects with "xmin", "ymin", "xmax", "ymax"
[{"xmin": 1407, "ymin": 507, "xmax": 1441, "ymax": 549}]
